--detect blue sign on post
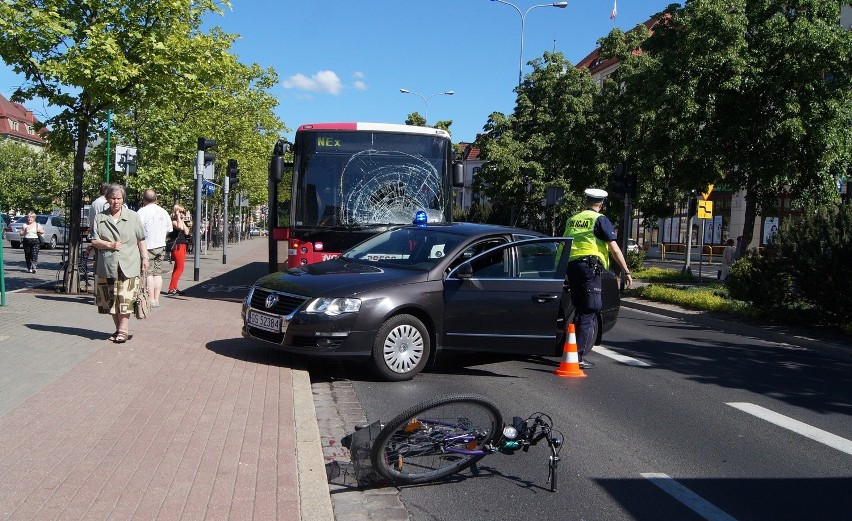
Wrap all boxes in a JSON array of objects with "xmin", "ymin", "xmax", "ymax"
[{"xmin": 202, "ymin": 180, "xmax": 216, "ymax": 196}]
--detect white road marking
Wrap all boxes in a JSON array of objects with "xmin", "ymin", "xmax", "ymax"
[
  {"xmin": 727, "ymin": 402, "xmax": 852, "ymax": 456},
  {"xmin": 592, "ymin": 345, "xmax": 652, "ymax": 367},
  {"xmin": 641, "ymin": 473, "xmax": 738, "ymax": 521}
]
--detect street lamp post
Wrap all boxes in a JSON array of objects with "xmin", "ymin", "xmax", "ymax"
[
  {"xmin": 491, "ymin": 1, "xmax": 569, "ymax": 87},
  {"xmin": 399, "ymin": 88, "xmax": 455, "ymax": 123}
]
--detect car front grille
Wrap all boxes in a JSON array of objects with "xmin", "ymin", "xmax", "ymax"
[{"xmin": 248, "ymin": 287, "xmax": 309, "ymax": 316}]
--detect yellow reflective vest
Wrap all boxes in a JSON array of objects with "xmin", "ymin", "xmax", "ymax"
[{"xmin": 564, "ymin": 209, "xmax": 610, "ymax": 269}]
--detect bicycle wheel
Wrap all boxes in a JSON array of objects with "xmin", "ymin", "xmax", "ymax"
[{"xmin": 370, "ymin": 395, "xmax": 503, "ymax": 485}]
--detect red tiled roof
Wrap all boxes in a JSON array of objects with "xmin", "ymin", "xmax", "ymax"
[
  {"xmin": 575, "ymin": 16, "xmax": 660, "ymax": 74},
  {"xmin": 0, "ymin": 93, "xmax": 47, "ymax": 145},
  {"xmin": 458, "ymin": 142, "xmax": 481, "ymax": 160}
]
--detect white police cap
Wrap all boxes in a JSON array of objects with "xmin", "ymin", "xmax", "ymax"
[{"xmin": 584, "ymin": 188, "xmax": 608, "ymax": 201}]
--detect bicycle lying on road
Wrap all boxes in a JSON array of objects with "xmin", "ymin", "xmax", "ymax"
[{"xmin": 369, "ymin": 395, "xmax": 564, "ymax": 491}]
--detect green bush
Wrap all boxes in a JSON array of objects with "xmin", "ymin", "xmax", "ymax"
[
  {"xmin": 625, "ymin": 248, "xmax": 645, "ymax": 272},
  {"xmin": 773, "ymin": 204, "xmax": 852, "ymax": 324},
  {"xmin": 726, "ymin": 248, "xmax": 795, "ymax": 312}
]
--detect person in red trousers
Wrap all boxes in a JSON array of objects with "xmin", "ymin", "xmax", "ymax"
[{"xmin": 166, "ymin": 204, "xmax": 190, "ymax": 296}]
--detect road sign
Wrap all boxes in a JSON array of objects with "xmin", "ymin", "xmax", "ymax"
[
  {"xmin": 115, "ymin": 145, "xmax": 137, "ymax": 173},
  {"xmin": 701, "ymin": 184, "xmax": 714, "ymax": 200},
  {"xmin": 202, "ymin": 180, "xmax": 216, "ymax": 196},
  {"xmin": 697, "ymin": 200, "xmax": 713, "ymax": 219}
]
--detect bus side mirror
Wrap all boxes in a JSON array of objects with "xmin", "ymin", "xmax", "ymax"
[
  {"xmin": 269, "ymin": 156, "xmax": 284, "ymax": 182},
  {"xmin": 452, "ymin": 161, "xmax": 464, "ymax": 188}
]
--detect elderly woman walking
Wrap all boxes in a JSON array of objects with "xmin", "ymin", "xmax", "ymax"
[{"xmin": 90, "ymin": 184, "xmax": 149, "ymax": 343}]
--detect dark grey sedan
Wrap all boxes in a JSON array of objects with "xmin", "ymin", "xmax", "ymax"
[{"xmin": 241, "ymin": 222, "xmax": 620, "ymax": 380}]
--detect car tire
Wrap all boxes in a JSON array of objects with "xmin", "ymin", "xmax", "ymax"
[
  {"xmin": 10, "ymin": 240, "xmax": 20, "ymax": 249},
  {"xmin": 372, "ymin": 314, "xmax": 431, "ymax": 381},
  {"xmin": 48, "ymin": 235, "xmax": 58, "ymax": 249}
]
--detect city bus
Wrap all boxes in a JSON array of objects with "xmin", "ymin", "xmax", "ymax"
[{"xmin": 267, "ymin": 122, "xmax": 464, "ymax": 271}]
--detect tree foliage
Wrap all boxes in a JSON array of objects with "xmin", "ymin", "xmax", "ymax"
[
  {"xmin": 475, "ymin": 51, "xmax": 597, "ymax": 231},
  {"xmin": 0, "ymin": 140, "xmax": 71, "ymax": 214},
  {"xmin": 631, "ymin": 0, "xmax": 852, "ymax": 255},
  {"xmin": 0, "ymin": 0, "xmax": 285, "ymax": 292}
]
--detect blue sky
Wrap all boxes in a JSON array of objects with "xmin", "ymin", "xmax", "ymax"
[{"xmin": 0, "ymin": 0, "xmax": 674, "ymax": 144}]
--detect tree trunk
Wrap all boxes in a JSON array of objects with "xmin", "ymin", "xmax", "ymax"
[
  {"xmin": 738, "ymin": 176, "xmax": 758, "ymax": 259},
  {"xmin": 63, "ymin": 117, "xmax": 90, "ymax": 294}
]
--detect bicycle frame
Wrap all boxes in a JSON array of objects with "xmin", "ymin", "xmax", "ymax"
[{"xmin": 400, "ymin": 413, "xmax": 562, "ymax": 490}]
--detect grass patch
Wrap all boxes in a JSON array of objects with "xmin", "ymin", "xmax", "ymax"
[
  {"xmin": 633, "ymin": 266, "xmax": 696, "ymax": 282},
  {"xmin": 631, "ymin": 283, "xmax": 758, "ymax": 318}
]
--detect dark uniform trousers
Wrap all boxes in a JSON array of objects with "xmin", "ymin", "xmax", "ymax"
[{"xmin": 566, "ymin": 256, "xmax": 603, "ymax": 360}]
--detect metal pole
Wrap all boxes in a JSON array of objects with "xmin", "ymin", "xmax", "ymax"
[
  {"xmin": 698, "ymin": 219, "xmax": 705, "ymax": 280},
  {"xmin": 223, "ymin": 176, "xmax": 229, "ymax": 264},
  {"xmin": 193, "ymin": 152, "xmax": 203, "ymax": 281},
  {"xmin": 104, "ymin": 111, "xmax": 112, "ymax": 183}
]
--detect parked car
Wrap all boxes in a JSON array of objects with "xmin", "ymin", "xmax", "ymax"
[
  {"xmin": 9, "ymin": 214, "xmax": 69, "ymax": 249},
  {"xmin": 627, "ymin": 238, "xmax": 639, "ymax": 253},
  {"xmin": 1, "ymin": 213, "xmax": 11, "ymax": 240},
  {"xmin": 242, "ymin": 221, "xmax": 620, "ymax": 381},
  {"xmin": 249, "ymin": 227, "xmax": 267, "ymax": 237}
]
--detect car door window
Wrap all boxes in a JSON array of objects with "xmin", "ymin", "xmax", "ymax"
[
  {"xmin": 517, "ymin": 241, "xmax": 563, "ymax": 279},
  {"xmin": 446, "ymin": 238, "xmax": 506, "ymax": 273}
]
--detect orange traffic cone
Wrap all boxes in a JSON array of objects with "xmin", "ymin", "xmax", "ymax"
[{"xmin": 555, "ymin": 323, "xmax": 587, "ymax": 378}]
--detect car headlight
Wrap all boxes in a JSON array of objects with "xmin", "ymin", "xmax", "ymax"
[{"xmin": 305, "ymin": 297, "xmax": 361, "ymax": 316}]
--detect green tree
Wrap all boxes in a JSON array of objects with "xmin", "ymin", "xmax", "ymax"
[
  {"xmin": 0, "ymin": 140, "xmax": 71, "ymax": 214},
  {"xmin": 635, "ymin": 0, "xmax": 852, "ymax": 256},
  {"xmin": 0, "ymin": 0, "xmax": 242, "ymax": 292},
  {"xmin": 405, "ymin": 112, "xmax": 452, "ymax": 135},
  {"xmin": 476, "ymin": 51, "xmax": 597, "ymax": 230}
]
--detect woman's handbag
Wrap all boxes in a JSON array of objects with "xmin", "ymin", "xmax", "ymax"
[{"xmin": 134, "ymin": 272, "xmax": 151, "ymax": 320}]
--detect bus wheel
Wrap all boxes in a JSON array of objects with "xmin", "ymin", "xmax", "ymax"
[{"xmin": 372, "ymin": 314, "xmax": 430, "ymax": 381}]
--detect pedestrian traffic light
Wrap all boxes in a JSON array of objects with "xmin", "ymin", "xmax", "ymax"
[
  {"xmin": 687, "ymin": 197, "xmax": 698, "ymax": 218},
  {"xmin": 227, "ymin": 159, "xmax": 239, "ymax": 190}
]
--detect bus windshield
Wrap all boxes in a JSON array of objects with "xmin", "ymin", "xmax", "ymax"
[{"xmin": 294, "ymin": 131, "xmax": 450, "ymax": 227}]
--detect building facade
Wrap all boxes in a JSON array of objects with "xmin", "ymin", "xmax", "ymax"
[{"xmin": 0, "ymin": 94, "xmax": 47, "ymax": 150}]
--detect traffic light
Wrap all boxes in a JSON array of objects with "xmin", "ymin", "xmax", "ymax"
[
  {"xmin": 227, "ymin": 159, "xmax": 239, "ymax": 190},
  {"xmin": 198, "ymin": 137, "xmax": 216, "ymax": 164},
  {"xmin": 687, "ymin": 197, "xmax": 698, "ymax": 218},
  {"xmin": 609, "ymin": 163, "xmax": 628, "ymax": 199},
  {"xmin": 626, "ymin": 171, "xmax": 638, "ymax": 198}
]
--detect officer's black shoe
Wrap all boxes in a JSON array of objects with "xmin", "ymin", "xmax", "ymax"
[{"xmin": 578, "ymin": 360, "xmax": 595, "ymax": 369}]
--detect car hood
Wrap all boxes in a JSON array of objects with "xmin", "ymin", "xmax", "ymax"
[{"xmin": 252, "ymin": 258, "xmax": 429, "ymax": 297}]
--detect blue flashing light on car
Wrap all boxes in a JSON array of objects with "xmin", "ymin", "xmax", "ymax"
[{"xmin": 413, "ymin": 210, "xmax": 428, "ymax": 227}]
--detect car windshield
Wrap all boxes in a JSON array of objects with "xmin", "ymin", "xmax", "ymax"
[{"xmin": 341, "ymin": 227, "xmax": 466, "ymax": 271}]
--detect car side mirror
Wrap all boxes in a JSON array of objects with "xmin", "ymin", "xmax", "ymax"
[{"xmin": 455, "ymin": 261, "xmax": 473, "ymax": 279}]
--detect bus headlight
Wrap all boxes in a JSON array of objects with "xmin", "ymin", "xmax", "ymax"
[{"xmin": 305, "ymin": 297, "xmax": 361, "ymax": 316}]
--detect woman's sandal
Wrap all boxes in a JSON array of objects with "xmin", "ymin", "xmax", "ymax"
[
  {"xmin": 108, "ymin": 331, "xmax": 119, "ymax": 341},
  {"xmin": 113, "ymin": 331, "xmax": 130, "ymax": 344}
]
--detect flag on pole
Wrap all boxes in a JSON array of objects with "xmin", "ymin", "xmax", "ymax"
[{"xmin": 610, "ymin": 0, "xmax": 617, "ymax": 20}]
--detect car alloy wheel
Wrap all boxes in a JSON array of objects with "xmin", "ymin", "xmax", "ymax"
[
  {"xmin": 49, "ymin": 235, "xmax": 58, "ymax": 249},
  {"xmin": 372, "ymin": 314, "xmax": 430, "ymax": 381}
]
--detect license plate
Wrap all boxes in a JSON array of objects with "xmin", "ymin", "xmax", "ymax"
[{"xmin": 247, "ymin": 309, "xmax": 284, "ymax": 333}]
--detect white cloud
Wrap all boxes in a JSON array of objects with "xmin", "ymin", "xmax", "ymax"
[
  {"xmin": 353, "ymin": 80, "xmax": 367, "ymax": 90},
  {"xmin": 353, "ymin": 71, "xmax": 365, "ymax": 79},
  {"xmin": 283, "ymin": 70, "xmax": 343, "ymax": 95}
]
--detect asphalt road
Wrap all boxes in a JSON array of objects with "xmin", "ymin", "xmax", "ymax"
[
  {"xmin": 346, "ymin": 307, "xmax": 852, "ymax": 521},
  {"xmin": 0, "ymin": 240, "xmax": 79, "ymax": 293}
]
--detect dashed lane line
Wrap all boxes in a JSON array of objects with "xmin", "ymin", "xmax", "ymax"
[
  {"xmin": 592, "ymin": 345, "xmax": 652, "ymax": 367},
  {"xmin": 641, "ymin": 473, "xmax": 738, "ymax": 521},
  {"xmin": 727, "ymin": 402, "xmax": 852, "ymax": 456}
]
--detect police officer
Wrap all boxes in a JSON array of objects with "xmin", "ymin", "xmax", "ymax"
[{"xmin": 564, "ymin": 188, "xmax": 632, "ymax": 369}]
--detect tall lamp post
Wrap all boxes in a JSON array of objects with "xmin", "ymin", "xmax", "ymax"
[
  {"xmin": 399, "ymin": 89, "xmax": 454, "ymax": 123},
  {"xmin": 491, "ymin": 1, "xmax": 569, "ymax": 87}
]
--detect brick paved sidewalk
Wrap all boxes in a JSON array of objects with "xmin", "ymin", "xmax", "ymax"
[{"xmin": 0, "ymin": 238, "xmax": 333, "ymax": 520}]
